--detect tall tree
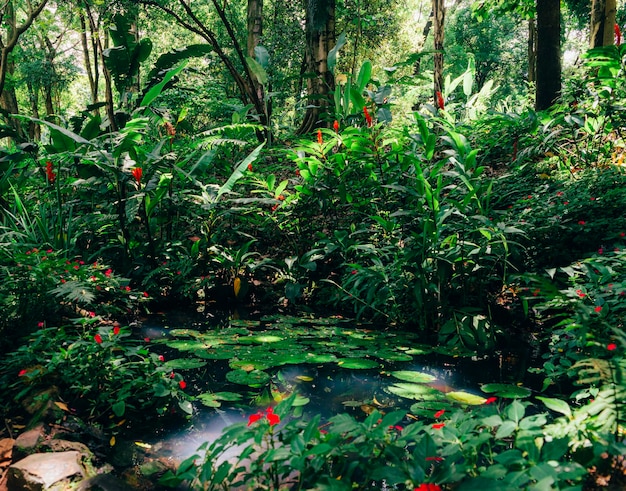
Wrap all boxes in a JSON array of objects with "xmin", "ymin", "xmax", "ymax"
[
  {"xmin": 590, "ymin": 0, "xmax": 617, "ymax": 47},
  {"xmin": 298, "ymin": 0, "xmax": 336, "ymax": 134},
  {"xmin": 0, "ymin": 0, "xmax": 50, "ymax": 137},
  {"xmin": 535, "ymin": 0, "xmax": 561, "ymax": 110}
]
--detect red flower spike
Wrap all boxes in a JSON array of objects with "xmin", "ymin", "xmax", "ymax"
[
  {"xmin": 615, "ymin": 24, "xmax": 622, "ymax": 46},
  {"xmin": 607, "ymin": 343, "xmax": 617, "ymax": 351},
  {"xmin": 435, "ymin": 91, "xmax": 445, "ymax": 110},
  {"xmin": 434, "ymin": 409, "xmax": 445, "ymax": 418},
  {"xmin": 247, "ymin": 163, "xmax": 253, "ymax": 172},
  {"xmin": 131, "ymin": 167, "xmax": 142, "ymax": 184},
  {"xmin": 317, "ymin": 129, "xmax": 323, "ymax": 145},
  {"xmin": 45, "ymin": 161, "xmax": 57, "ymax": 183},
  {"xmin": 94, "ymin": 334, "xmax": 103, "ymax": 344},
  {"xmin": 363, "ymin": 107, "xmax": 373, "ymax": 127},
  {"xmin": 333, "ymin": 120, "xmax": 339, "ymax": 133},
  {"xmin": 247, "ymin": 413, "xmax": 263, "ymax": 427}
]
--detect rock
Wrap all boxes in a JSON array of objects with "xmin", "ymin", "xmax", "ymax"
[
  {"xmin": 12, "ymin": 424, "xmax": 45, "ymax": 460},
  {"xmin": 44, "ymin": 439, "xmax": 93, "ymax": 459},
  {"xmin": 6, "ymin": 451, "xmax": 85, "ymax": 490}
]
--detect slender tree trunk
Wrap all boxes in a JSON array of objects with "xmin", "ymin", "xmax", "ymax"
[
  {"xmin": 528, "ymin": 17, "xmax": 537, "ymax": 84},
  {"xmin": 535, "ymin": 0, "xmax": 561, "ymax": 110},
  {"xmin": 27, "ymin": 81, "xmax": 40, "ymax": 140},
  {"xmin": 298, "ymin": 0, "xmax": 336, "ymax": 134},
  {"xmin": 432, "ymin": 0, "xmax": 445, "ymax": 104},
  {"xmin": 590, "ymin": 0, "xmax": 617, "ymax": 47}
]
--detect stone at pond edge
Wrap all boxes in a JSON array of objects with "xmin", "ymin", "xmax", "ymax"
[
  {"xmin": 7, "ymin": 451, "xmax": 85, "ymax": 490},
  {"xmin": 77, "ymin": 473, "xmax": 134, "ymax": 491},
  {"xmin": 12, "ymin": 424, "xmax": 45, "ymax": 460}
]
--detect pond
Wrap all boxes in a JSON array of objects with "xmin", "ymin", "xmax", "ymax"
[{"xmin": 126, "ymin": 309, "xmax": 537, "ymax": 465}]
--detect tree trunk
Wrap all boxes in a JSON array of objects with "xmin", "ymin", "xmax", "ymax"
[
  {"xmin": 413, "ymin": 9, "xmax": 433, "ymax": 77},
  {"xmin": 590, "ymin": 0, "xmax": 617, "ymax": 47},
  {"xmin": 535, "ymin": 0, "xmax": 561, "ymax": 110},
  {"xmin": 432, "ymin": 0, "xmax": 445, "ymax": 105},
  {"xmin": 528, "ymin": 17, "xmax": 537, "ymax": 84},
  {"xmin": 297, "ymin": 0, "xmax": 336, "ymax": 134}
]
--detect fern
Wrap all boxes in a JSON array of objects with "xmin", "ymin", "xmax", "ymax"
[{"xmin": 51, "ymin": 280, "xmax": 96, "ymax": 305}]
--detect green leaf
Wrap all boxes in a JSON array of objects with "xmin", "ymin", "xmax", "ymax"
[
  {"xmin": 140, "ymin": 62, "xmax": 187, "ymax": 108},
  {"xmin": 336, "ymin": 358, "xmax": 379, "ymax": 369},
  {"xmin": 356, "ymin": 60, "xmax": 372, "ymax": 92},
  {"xmin": 328, "ymin": 32, "xmax": 347, "ymax": 73},
  {"xmin": 112, "ymin": 400, "xmax": 125, "ymax": 417},
  {"xmin": 536, "ymin": 396, "xmax": 571, "ymax": 417},
  {"xmin": 446, "ymin": 390, "xmax": 487, "ymax": 405},
  {"xmin": 246, "ymin": 56, "xmax": 268, "ymax": 85},
  {"xmin": 164, "ymin": 358, "xmax": 207, "ymax": 370},
  {"xmin": 391, "ymin": 370, "xmax": 436, "ymax": 383},
  {"xmin": 481, "ymin": 383, "xmax": 531, "ymax": 399},
  {"xmin": 217, "ymin": 143, "xmax": 265, "ymax": 199}
]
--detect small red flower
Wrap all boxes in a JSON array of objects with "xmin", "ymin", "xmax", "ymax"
[
  {"xmin": 620, "ymin": 232, "xmax": 625, "ymax": 238},
  {"xmin": 434, "ymin": 409, "xmax": 445, "ymax": 418},
  {"xmin": 37, "ymin": 321, "xmax": 44, "ymax": 328},
  {"xmin": 131, "ymin": 167, "xmax": 142, "ymax": 184},
  {"xmin": 144, "ymin": 337, "xmax": 150, "ymax": 342},
  {"xmin": 18, "ymin": 369, "xmax": 27, "ymax": 377},
  {"xmin": 267, "ymin": 412, "xmax": 280, "ymax": 426},
  {"xmin": 607, "ymin": 343, "xmax": 617, "ymax": 351},
  {"xmin": 415, "ymin": 484, "xmax": 442, "ymax": 491},
  {"xmin": 143, "ymin": 291, "xmax": 149, "ymax": 298},
  {"xmin": 317, "ymin": 128, "xmax": 323, "ymax": 144},
  {"xmin": 94, "ymin": 334, "xmax": 103, "ymax": 344},
  {"xmin": 113, "ymin": 326, "xmax": 120, "ymax": 335},
  {"xmin": 425, "ymin": 456, "xmax": 444, "ymax": 462},
  {"xmin": 598, "ymin": 248, "xmax": 604, "ymax": 255},
  {"xmin": 45, "ymin": 161, "xmax": 56, "ymax": 183},
  {"xmin": 247, "ymin": 412, "xmax": 263, "ymax": 426},
  {"xmin": 578, "ymin": 220, "xmax": 586, "ymax": 225},
  {"xmin": 594, "ymin": 306, "xmax": 602, "ymax": 313},
  {"xmin": 333, "ymin": 120, "xmax": 339, "ymax": 133},
  {"xmin": 435, "ymin": 91, "xmax": 445, "ymax": 110},
  {"xmin": 484, "ymin": 397, "xmax": 497, "ymax": 405},
  {"xmin": 159, "ymin": 355, "xmax": 165, "ymax": 362},
  {"xmin": 576, "ymin": 289, "xmax": 586, "ymax": 298},
  {"xmin": 363, "ymin": 107, "xmax": 373, "ymax": 127},
  {"xmin": 104, "ymin": 269, "xmax": 112, "ymax": 277},
  {"xmin": 179, "ymin": 380, "xmax": 187, "ymax": 390},
  {"xmin": 247, "ymin": 163, "xmax": 253, "ymax": 172},
  {"xmin": 615, "ymin": 23, "xmax": 622, "ymax": 46},
  {"xmin": 431, "ymin": 422, "xmax": 445, "ymax": 429}
]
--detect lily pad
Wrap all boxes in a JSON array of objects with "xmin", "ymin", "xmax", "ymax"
[
  {"xmin": 163, "ymin": 340, "xmax": 208, "ymax": 351},
  {"xmin": 446, "ymin": 390, "xmax": 487, "ymax": 405},
  {"xmin": 386, "ymin": 383, "xmax": 441, "ymax": 400},
  {"xmin": 305, "ymin": 353, "xmax": 338, "ymax": 363},
  {"xmin": 226, "ymin": 369, "xmax": 271, "ymax": 387},
  {"xmin": 164, "ymin": 359, "xmax": 207, "ymax": 370},
  {"xmin": 193, "ymin": 348, "xmax": 237, "ymax": 360},
  {"xmin": 481, "ymin": 383, "xmax": 532, "ymax": 399},
  {"xmin": 391, "ymin": 370, "xmax": 436, "ymax": 384},
  {"xmin": 336, "ymin": 358, "xmax": 379, "ymax": 369},
  {"xmin": 197, "ymin": 391, "xmax": 243, "ymax": 408},
  {"xmin": 239, "ymin": 334, "xmax": 284, "ymax": 344},
  {"xmin": 229, "ymin": 359, "xmax": 270, "ymax": 371}
]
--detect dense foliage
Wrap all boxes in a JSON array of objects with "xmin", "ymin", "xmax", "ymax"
[{"xmin": 1, "ymin": 1, "xmax": 626, "ymax": 490}]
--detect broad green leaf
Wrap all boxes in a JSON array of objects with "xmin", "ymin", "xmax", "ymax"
[
  {"xmin": 246, "ymin": 56, "xmax": 268, "ymax": 85},
  {"xmin": 140, "ymin": 62, "xmax": 187, "ymax": 108},
  {"xmin": 391, "ymin": 370, "xmax": 436, "ymax": 383},
  {"xmin": 536, "ymin": 396, "xmax": 572, "ymax": 417},
  {"xmin": 328, "ymin": 32, "xmax": 347, "ymax": 73},
  {"xmin": 481, "ymin": 383, "xmax": 531, "ymax": 399},
  {"xmin": 446, "ymin": 390, "xmax": 487, "ymax": 405},
  {"xmin": 217, "ymin": 143, "xmax": 265, "ymax": 199}
]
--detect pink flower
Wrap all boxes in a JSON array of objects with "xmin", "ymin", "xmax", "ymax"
[
  {"xmin": 578, "ymin": 220, "xmax": 586, "ymax": 225},
  {"xmin": 105, "ymin": 269, "xmax": 112, "ymax": 277},
  {"xmin": 37, "ymin": 321, "xmax": 44, "ymax": 328},
  {"xmin": 158, "ymin": 355, "xmax": 165, "ymax": 362},
  {"xmin": 144, "ymin": 337, "xmax": 150, "ymax": 342}
]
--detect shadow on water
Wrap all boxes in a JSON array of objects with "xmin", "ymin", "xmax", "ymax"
[{"xmin": 128, "ymin": 308, "xmax": 538, "ymax": 464}]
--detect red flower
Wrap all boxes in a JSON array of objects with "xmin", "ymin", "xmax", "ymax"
[
  {"xmin": 432, "ymin": 422, "xmax": 445, "ymax": 429},
  {"xmin": 576, "ymin": 289, "xmax": 586, "ymax": 298},
  {"xmin": 425, "ymin": 456, "xmax": 443, "ymax": 462},
  {"xmin": 607, "ymin": 343, "xmax": 617, "ymax": 351},
  {"xmin": 333, "ymin": 120, "xmax": 339, "ymax": 133},
  {"xmin": 415, "ymin": 484, "xmax": 442, "ymax": 491},
  {"xmin": 179, "ymin": 380, "xmax": 187, "ymax": 390},
  {"xmin": 94, "ymin": 334, "xmax": 103, "ymax": 344},
  {"xmin": 45, "ymin": 161, "xmax": 56, "ymax": 183},
  {"xmin": 363, "ymin": 107, "xmax": 373, "ymax": 127},
  {"xmin": 143, "ymin": 291, "xmax": 149, "ymax": 298},
  {"xmin": 18, "ymin": 369, "xmax": 27, "ymax": 377},
  {"xmin": 434, "ymin": 409, "xmax": 445, "ymax": 418},
  {"xmin": 267, "ymin": 412, "xmax": 280, "ymax": 426},
  {"xmin": 248, "ymin": 412, "xmax": 263, "ymax": 426},
  {"xmin": 113, "ymin": 326, "xmax": 120, "ymax": 335},
  {"xmin": 317, "ymin": 128, "xmax": 323, "ymax": 145},
  {"xmin": 104, "ymin": 269, "xmax": 112, "ymax": 277},
  {"xmin": 435, "ymin": 91, "xmax": 445, "ymax": 110},
  {"xmin": 159, "ymin": 355, "xmax": 165, "ymax": 362},
  {"xmin": 131, "ymin": 167, "xmax": 142, "ymax": 184},
  {"xmin": 615, "ymin": 23, "xmax": 622, "ymax": 46},
  {"xmin": 144, "ymin": 337, "xmax": 150, "ymax": 342},
  {"xmin": 577, "ymin": 220, "xmax": 586, "ymax": 225},
  {"xmin": 594, "ymin": 306, "xmax": 602, "ymax": 313},
  {"xmin": 484, "ymin": 397, "xmax": 497, "ymax": 405},
  {"xmin": 247, "ymin": 163, "xmax": 253, "ymax": 172}
]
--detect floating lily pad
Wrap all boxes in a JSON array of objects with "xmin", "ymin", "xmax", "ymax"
[
  {"xmin": 446, "ymin": 390, "xmax": 487, "ymax": 405},
  {"xmin": 305, "ymin": 353, "xmax": 337, "ymax": 363},
  {"xmin": 336, "ymin": 358, "xmax": 379, "ymax": 369},
  {"xmin": 193, "ymin": 348, "xmax": 237, "ymax": 360},
  {"xmin": 374, "ymin": 350, "xmax": 413, "ymax": 362},
  {"xmin": 226, "ymin": 369, "xmax": 271, "ymax": 387},
  {"xmin": 391, "ymin": 370, "xmax": 437, "ymax": 383},
  {"xmin": 163, "ymin": 340, "xmax": 208, "ymax": 351},
  {"xmin": 164, "ymin": 359, "xmax": 207, "ymax": 370},
  {"xmin": 229, "ymin": 359, "xmax": 270, "ymax": 371},
  {"xmin": 386, "ymin": 383, "xmax": 441, "ymax": 400},
  {"xmin": 481, "ymin": 383, "xmax": 531, "ymax": 399},
  {"xmin": 239, "ymin": 334, "xmax": 284, "ymax": 344},
  {"xmin": 197, "ymin": 391, "xmax": 243, "ymax": 408}
]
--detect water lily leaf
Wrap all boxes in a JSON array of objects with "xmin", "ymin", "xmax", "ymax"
[
  {"xmin": 374, "ymin": 350, "xmax": 413, "ymax": 362},
  {"xmin": 164, "ymin": 358, "xmax": 207, "ymax": 370},
  {"xmin": 386, "ymin": 383, "xmax": 440, "ymax": 400},
  {"xmin": 239, "ymin": 334, "xmax": 284, "ymax": 344},
  {"xmin": 305, "ymin": 353, "xmax": 338, "ymax": 363},
  {"xmin": 391, "ymin": 370, "xmax": 436, "ymax": 383},
  {"xmin": 336, "ymin": 358, "xmax": 379, "ymax": 369},
  {"xmin": 163, "ymin": 340, "xmax": 207, "ymax": 351},
  {"xmin": 197, "ymin": 391, "xmax": 243, "ymax": 408},
  {"xmin": 229, "ymin": 359, "xmax": 270, "ymax": 371},
  {"xmin": 446, "ymin": 390, "xmax": 487, "ymax": 405},
  {"xmin": 481, "ymin": 383, "xmax": 532, "ymax": 399},
  {"xmin": 226, "ymin": 369, "xmax": 271, "ymax": 387},
  {"xmin": 194, "ymin": 348, "xmax": 237, "ymax": 360}
]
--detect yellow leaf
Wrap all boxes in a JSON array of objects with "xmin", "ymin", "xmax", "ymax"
[
  {"xmin": 110, "ymin": 436, "xmax": 116, "ymax": 446},
  {"xmin": 54, "ymin": 401, "xmax": 69, "ymax": 412},
  {"xmin": 295, "ymin": 375, "xmax": 314, "ymax": 382},
  {"xmin": 233, "ymin": 277, "xmax": 241, "ymax": 298},
  {"xmin": 134, "ymin": 441, "xmax": 152, "ymax": 449}
]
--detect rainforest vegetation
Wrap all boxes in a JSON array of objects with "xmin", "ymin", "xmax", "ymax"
[{"xmin": 1, "ymin": 0, "xmax": 626, "ymax": 489}]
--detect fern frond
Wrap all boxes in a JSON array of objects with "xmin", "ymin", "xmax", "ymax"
[
  {"xmin": 572, "ymin": 358, "xmax": 613, "ymax": 386},
  {"xmin": 51, "ymin": 280, "xmax": 96, "ymax": 305}
]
